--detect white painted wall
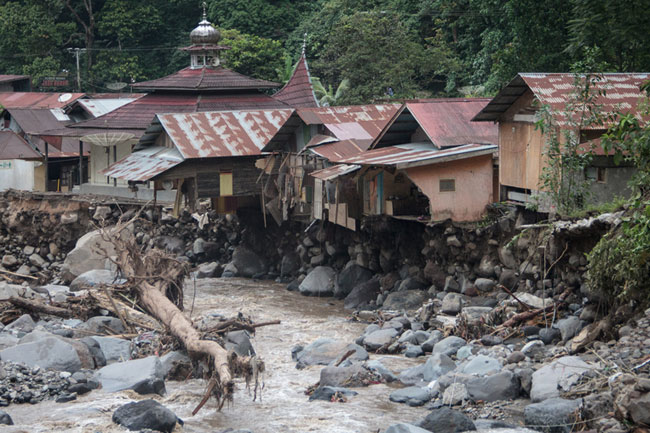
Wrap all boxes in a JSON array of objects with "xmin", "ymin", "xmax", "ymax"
[
  {"xmin": 89, "ymin": 142, "xmax": 131, "ymax": 186},
  {"xmin": 0, "ymin": 159, "xmax": 36, "ymax": 191}
]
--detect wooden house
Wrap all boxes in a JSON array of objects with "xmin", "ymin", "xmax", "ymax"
[
  {"xmin": 0, "ymin": 75, "xmax": 31, "ymax": 92},
  {"xmin": 103, "ymin": 109, "xmax": 293, "ymax": 213},
  {"xmin": 473, "ymin": 73, "xmax": 648, "ymax": 209},
  {"xmin": 259, "ymin": 104, "xmax": 400, "ymax": 225},
  {"xmin": 313, "ymin": 99, "xmax": 499, "ymax": 226}
]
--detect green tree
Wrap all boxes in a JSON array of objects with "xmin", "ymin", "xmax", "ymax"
[
  {"xmin": 312, "ymin": 77, "xmax": 350, "ymax": 106},
  {"xmin": 219, "ymin": 29, "xmax": 284, "ymax": 82}
]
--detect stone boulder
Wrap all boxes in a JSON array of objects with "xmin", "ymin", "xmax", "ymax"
[
  {"xmin": 319, "ymin": 364, "xmax": 367, "ymax": 387},
  {"xmin": 309, "ymin": 386, "xmax": 358, "ymax": 401},
  {"xmin": 295, "ymin": 338, "xmax": 368, "ymax": 368},
  {"xmin": 0, "ymin": 282, "xmax": 38, "ymax": 301},
  {"xmin": 280, "ymin": 252, "xmax": 301, "ymax": 277},
  {"xmin": 344, "ymin": 279, "xmax": 381, "ymax": 310},
  {"xmin": 0, "ymin": 410, "xmax": 13, "ymax": 425},
  {"xmin": 61, "ymin": 225, "xmax": 131, "ymax": 282},
  {"xmin": 5, "ymin": 314, "xmax": 35, "ymax": 334},
  {"xmin": 383, "ymin": 290, "xmax": 427, "ymax": 311},
  {"xmin": 299, "ymin": 266, "xmax": 336, "ymax": 297},
  {"xmin": 112, "ymin": 399, "xmax": 179, "ymax": 433},
  {"xmin": 524, "ymin": 398, "xmax": 582, "ymax": 433},
  {"xmin": 415, "ymin": 407, "xmax": 476, "ymax": 433},
  {"xmin": 94, "ymin": 356, "xmax": 165, "ymax": 395},
  {"xmin": 231, "ymin": 246, "xmax": 266, "ymax": 278},
  {"xmin": 0, "ymin": 337, "xmax": 82, "ymax": 372},
  {"xmin": 530, "ymin": 356, "xmax": 590, "ymax": 402},
  {"xmin": 160, "ymin": 351, "xmax": 192, "ymax": 381},
  {"xmin": 225, "ymin": 330, "xmax": 255, "ymax": 357},
  {"xmin": 70, "ymin": 269, "xmax": 123, "ymax": 291},
  {"xmin": 432, "ymin": 336, "xmax": 466, "ymax": 357},
  {"xmin": 462, "ymin": 355, "xmax": 502, "ymax": 376},
  {"xmin": 91, "ymin": 336, "xmax": 131, "ymax": 364},
  {"xmin": 389, "ymin": 386, "xmax": 432, "ymax": 406},
  {"xmin": 196, "ymin": 262, "xmax": 221, "ymax": 279},
  {"xmin": 76, "ymin": 316, "xmax": 126, "ymax": 336},
  {"xmin": 464, "ymin": 370, "xmax": 520, "ymax": 402},
  {"xmin": 441, "ymin": 293, "xmax": 463, "ymax": 315},
  {"xmin": 363, "ymin": 328, "xmax": 398, "ymax": 351},
  {"xmin": 335, "ymin": 264, "xmax": 373, "ymax": 299},
  {"xmin": 399, "ymin": 353, "xmax": 456, "ymax": 386}
]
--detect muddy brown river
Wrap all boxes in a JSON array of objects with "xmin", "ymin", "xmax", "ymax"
[{"xmin": 6, "ymin": 278, "xmax": 429, "ymax": 432}]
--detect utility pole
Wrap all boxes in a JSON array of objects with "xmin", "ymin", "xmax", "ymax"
[{"xmin": 67, "ymin": 48, "xmax": 87, "ymax": 92}]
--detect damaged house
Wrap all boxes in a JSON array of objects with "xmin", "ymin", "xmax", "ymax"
[
  {"xmin": 310, "ymin": 99, "xmax": 499, "ymax": 227},
  {"xmin": 473, "ymin": 73, "xmax": 649, "ymax": 209}
]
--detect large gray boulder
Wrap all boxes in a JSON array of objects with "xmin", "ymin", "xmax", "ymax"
[
  {"xmin": 295, "ymin": 338, "xmax": 368, "ymax": 368},
  {"xmin": 383, "ymin": 290, "xmax": 427, "ymax": 311},
  {"xmin": 432, "ymin": 336, "xmax": 466, "ymax": 357},
  {"xmin": 389, "ymin": 386, "xmax": 433, "ymax": 406},
  {"xmin": 225, "ymin": 330, "xmax": 255, "ymax": 357},
  {"xmin": 299, "ymin": 266, "xmax": 336, "ymax": 297},
  {"xmin": 344, "ymin": 279, "xmax": 381, "ymax": 310},
  {"xmin": 363, "ymin": 328, "xmax": 398, "ymax": 351},
  {"xmin": 231, "ymin": 246, "xmax": 266, "ymax": 278},
  {"xmin": 399, "ymin": 353, "xmax": 456, "ymax": 386},
  {"xmin": 70, "ymin": 269, "xmax": 123, "ymax": 291},
  {"xmin": 335, "ymin": 263, "xmax": 372, "ymax": 299},
  {"xmin": 91, "ymin": 336, "xmax": 131, "ymax": 364},
  {"xmin": 416, "ymin": 407, "xmax": 476, "ymax": 433},
  {"xmin": 112, "ymin": 399, "xmax": 179, "ymax": 433},
  {"xmin": 0, "ymin": 337, "xmax": 82, "ymax": 372},
  {"xmin": 524, "ymin": 398, "xmax": 583, "ymax": 433},
  {"xmin": 464, "ymin": 370, "xmax": 520, "ymax": 402},
  {"xmin": 61, "ymin": 225, "xmax": 131, "ymax": 282},
  {"xmin": 76, "ymin": 316, "xmax": 126, "ymax": 336},
  {"xmin": 319, "ymin": 364, "xmax": 367, "ymax": 387},
  {"xmin": 530, "ymin": 356, "xmax": 590, "ymax": 402},
  {"xmin": 0, "ymin": 282, "xmax": 38, "ymax": 301},
  {"xmin": 5, "ymin": 314, "xmax": 35, "ymax": 334},
  {"xmin": 462, "ymin": 355, "xmax": 502, "ymax": 376},
  {"xmin": 94, "ymin": 356, "xmax": 165, "ymax": 395}
]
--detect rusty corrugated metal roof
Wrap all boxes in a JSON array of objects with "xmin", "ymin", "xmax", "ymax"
[
  {"xmin": 298, "ymin": 104, "xmax": 400, "ymax": 149},
  {"xmin": 158, "ymin": 109, "xmax": 294, "ymax": 159},
  {"xmin": 7, "ymin": 108, "xmax": 71, "ymax": 135},
  {"xmin": 0, "ymin": 75, "xmax": 29, "ymax": 84},
  {"xmin": 102, "ymin": 146, "xmax": 183, "ymax": 181},
  {"xmin": 0, "ymin": 131, "xmax": 41, "ymax": 160},
  {"xmin": 473, "ymin": 73, "xmax": 650, "ymax": 126},
  {"xmin": 132, "ymin": 66, "xmax": 279, "ymax": 91},
  {"xmin": 306, "ymin": 139, "xmax": 364, "ymax": 162},
  {"xmin": 310, "ymin": 164, "xmax": 361, "ymax": 180},
  {"xmin": 406, "ymin": 99, "xmax": 497, "ymax": 147},
  {"xmin": 272, "ymin": 53, "xmax": 319, "ymax": 108},
  {"xmin": 70, "ymin": 92, "xmax": 288, "ymax": 131},
  {"xmin": 337, "ymin": 143, "xmax": 497, "ymax": 169},
  {"xmin": 0, "ymin": 92, "xmax": 84, "ymax": 109}
]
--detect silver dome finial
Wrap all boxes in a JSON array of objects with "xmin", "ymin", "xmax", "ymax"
[
  {"xmin": 202, "ymin": 2, "xmax": 207, "ymax": 20},
  {"xmin": 190, "ymin": 2, "xmax": 220, "ymax": 45}
]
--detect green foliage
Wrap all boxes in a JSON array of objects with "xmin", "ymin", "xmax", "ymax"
[
  {"xmin": 219, "ymin": 29, "xmax": 284, "ymax": 82},
  {"xmin": 586, "ymin": 204, "xmax": 650, "ymax": 305},
  {"xmin": 312, "ymin": 77, "xmax": 350, "ymax": 107},
  {"xmin": 535, "ymin": 74, "xmax": 606, "ymax": 215}
]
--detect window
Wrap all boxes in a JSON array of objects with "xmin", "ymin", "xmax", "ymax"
[
  {"xmin": 219, "ymin": 172, "xmax": 233, "ymax": 196},
  {"xmin": 585, "ymin": 167, "xmax": 606, "ymax": 183},
  {"xmin": 439, "ymin": 178, "xmax": 455, "ymax": 192}
]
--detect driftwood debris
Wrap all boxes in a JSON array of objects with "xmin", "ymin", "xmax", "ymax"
[{"xmin": 98, "ymin": 217, "xmax": 264, "ymax": 413}]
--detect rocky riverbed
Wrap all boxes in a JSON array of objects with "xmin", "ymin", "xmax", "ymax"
[{"xmin": 0, "ymin": 192, "xmax": 648, "ymax": 433}]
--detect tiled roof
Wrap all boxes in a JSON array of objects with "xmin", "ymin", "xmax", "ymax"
[
  {"xmin": 473, "ymin": 73, "xmax": 650, "ymax": 127},
  {"xmin": 131, "ymin": 67, "xmax": 279, "ymax": 91},
  {"xmin": 69, "ymin": 92, "xmax": 288, "ymax": 131},
  {"xmin": 0, "ymin": 75, "xmax": 29, "ymax": 84},
  {"xmin": 272, "ymin": 53, "xmax": 319, "ymax": 108}
]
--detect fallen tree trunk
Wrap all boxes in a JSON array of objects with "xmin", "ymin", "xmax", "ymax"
[{"xmin": 100, "ymin": 217, "xmax": 260, "ymax": 411}]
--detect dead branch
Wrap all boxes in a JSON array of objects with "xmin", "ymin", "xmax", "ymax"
[
  {"xmin": 0, "ymin": 268, "xmax": 38, "ymax": 280},
  {"xmin": 497, "ymin": 284, "xmax": 532, "ymax": 311},
  {"xmin": 7, "ymin": 296, "xmax": 79, "ymax": 318}
]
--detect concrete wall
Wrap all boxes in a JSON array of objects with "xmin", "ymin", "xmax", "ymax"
[
  {"xmin": 587, "ymin": 156, "xmax": 635, "ymax": 204},
  {"xmin": 74, "ymin": 183, "xmax": 176, "ymax": 203},
  {"xmin": 0, "ymin": 160, "xmax": 36, "ymax": 191},
  {"xmin": 89, "ymin": 142, "xmax": 131, "ymax": 186},
  {"xmin": 406, "ymin": 154, "xmax": 494, "ymax": 222}
]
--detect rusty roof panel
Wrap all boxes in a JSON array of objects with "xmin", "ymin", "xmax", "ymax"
[
  {"xmin": 0, "ymin": 75, "xmax": 29, "ymax": 84},
  {"xmin": 338, "ymin": 143, "xmax": 497, "ymax": 168},
  {"xmin": 102, "ymin": 146, "xmax": 183, "ymax": 181},
  {"xmin": 132, "ymin": 67, "xmax": 279, "ymax": 91},
  {"xmin": 310, "ymin": 164, "xmax": 361, "ymax": 181},
  {"xmin": 474, "ymin": 73, "xmax": 650, "ymax": 125},
  {"xmin": 272, "ymin": 53, "xmax": 319, "ymax": 108},
  {"xmin": 298, "ymin": 104, "xmax": 400, "ymax": 148},
  {"xmin": 158, "ymin": 109, "xmax": 293, "ymax": 159},
  {"xmin": 0, "ymin": 92, "xmax": 84, "ymax": 109},
  {"xmin": 307, "ymin": 139, "xmax": 364, "ymax": 162},
  {"xmin": 406, "ymin": 99, "xmax": 498, "ymax": 147},
  {"xmin": 71, "ymin": 92, "xmax": 288, "ymax": 131},
  {"xmin": 0, "ymin": 131, "xmax": 41, "ymax": 160},
  {"xmin": 7, "ymin": 108, "xmax": 70, "ymax": 135}
]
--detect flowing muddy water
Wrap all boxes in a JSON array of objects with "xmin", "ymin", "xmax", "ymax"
[{"xmin": 8, "ymin": 278, "xmax": 430, "ymax": 432}]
